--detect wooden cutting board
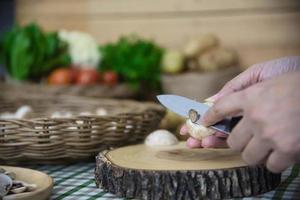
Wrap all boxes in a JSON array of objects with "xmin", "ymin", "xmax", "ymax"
[{"xmin": 95, "ymin": 142, "xmax": 281, "ymax": 200}]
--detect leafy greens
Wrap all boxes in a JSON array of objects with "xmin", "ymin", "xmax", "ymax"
[
  {"xmin": 0, "ymin": 23, "xmax": 70, "ymax": 80},
  {"xmin": 99, "ymin": 36, "xmax": 163, "ymax": 90}
]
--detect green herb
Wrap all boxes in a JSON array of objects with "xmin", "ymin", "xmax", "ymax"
[
  {"xmin": 99, "ymin": 36, "xmax": 163, "ymax": 90},
  {"xmin": 0, "ymin": 23, "xmax": 70, "ymax": 80}
]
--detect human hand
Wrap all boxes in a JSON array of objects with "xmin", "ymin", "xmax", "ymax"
[
  {"xmin": 202, "ymin": 72, "xmax": 300, "ymax": 173},
  {"xmin": 181, "ymin": 56, "xmax": 300, "ymax": 149},
  {"xmin": 180, "ymin": 124, "xmax": 227, "ymax": 148},
  {"xmin": 209, "ymin": 56, "xmax": 300, "ymax": 102}
]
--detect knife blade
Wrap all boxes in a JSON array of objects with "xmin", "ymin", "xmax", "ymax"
[{"xmin": 157, "ymin": 94, "xmax": 241, "ymax": 134}]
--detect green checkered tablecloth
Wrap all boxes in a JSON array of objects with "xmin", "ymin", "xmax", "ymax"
[{"xmin": 27, "ymin": 163, "xmax": 300, "ymax": 200}]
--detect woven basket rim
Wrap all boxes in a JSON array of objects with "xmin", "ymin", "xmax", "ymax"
[{"xmin": 0, "ymin": 94, "xmax": 165, "ymax": 121}]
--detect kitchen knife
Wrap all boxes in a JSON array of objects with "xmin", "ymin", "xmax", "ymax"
[{"xmin": 157, "ymin": 94, "xmax": 242, "ymax": 134}]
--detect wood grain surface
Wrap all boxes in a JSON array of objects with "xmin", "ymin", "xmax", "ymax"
[
  {"xmin": 105, "ymin": 142, "xmax": 247, "ymax": 170},
  {"xmin": 95, "ymin": 142, "xmax": 281, "ymax": 199}
]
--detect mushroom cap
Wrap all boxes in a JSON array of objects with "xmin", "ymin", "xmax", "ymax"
[
  {"xmin": 0, "ymin": 174, "xmax": 13, "ymax": 197},
  {"xmin": 145, "ymin": 129, "xmax": 179, "ymax": 146}
]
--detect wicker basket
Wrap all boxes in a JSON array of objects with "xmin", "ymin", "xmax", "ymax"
[
  {"xmin": 0, "ymin": 94, "xmax": 165, "ymax": 164},
  {"xmin": 1, "ymin": 81, "xmax": 137, "ymax": 99}
]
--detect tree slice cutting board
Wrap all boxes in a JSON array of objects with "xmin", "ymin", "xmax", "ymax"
[{"xmin": 95, "ymin": 142, "xmax": 281, "ymax": 200}]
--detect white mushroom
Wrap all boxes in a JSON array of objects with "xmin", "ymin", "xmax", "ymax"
[
  {"xmin": 51, "ymin": 111, "xmax": 73, "ymax": 118},
  {"xmin": 145, "ymin": 129, "xmax": 179, "ymax": 146},
  {"xmin": 10, "ymin": 186, "xmax": 27, "ymax": 194},
  {"xmin": 185, "ymin": 99, "xmax": 216, "ymax": 140},
  {"xmin": 15, "ymin": 105, "xmax": 33, "ymax": 119},
  {"xmin": 185, "ymin": 119, "xmax": 215, "ymax": 140},
  {"xmin": 96, "ymin": 108, "xmax": 108, "ymax": 116},
  {"xmin": 4, "ymin": 171, "xmax": 16, "ymax": 180},
  {"xmin": 0, "ymin": 174, "xmax": 12, "ymax": 198},
  {"xmin": 0, "ymin": 112, "xmax": 15, "ymax": 119},
  {"xmin": 79, "ymin": 112, "xmax": 92, "ymax": 116}
]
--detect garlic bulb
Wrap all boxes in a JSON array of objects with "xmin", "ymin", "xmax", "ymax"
[{"xmin": 145, "ymin": 129, "xmax": 178, "ymax": 146}]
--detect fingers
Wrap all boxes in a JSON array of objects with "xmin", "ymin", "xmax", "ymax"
[
  {"xmin": 214, "ymin": 131, "xmax": 228, "ymax": 138},
  {"xmin": 201, "ymin": 135, "xmax": 227, "ymax": 148},
  {"xmin": 202, "ymin": 91, "xmax": 244, "ymax": 126},
  {"xmin": 227, "ymin": 118, "xmax": 253, "ymax": 152},
  {"xmin": 227, "ymin": 118, "xmax": 292, "ymax": 173},
  {"xmin": 186, "ymin": 137, "xmax": 202, "ymax": 148},
  {"xmin": 241, "ymin": 137, "xmax": 271, "ymax": 165},
  {"xmin": 186, "ymin": 135, "xmax": 228, "ymax": 149},
  {"xmin": 184, "ymin": 126, "xmax": 228, "ymax": 148},
  {"xmin": 179, "ymin": 125, "xmax": 188, "ymax": 135},
  {"xmin": 266, "ymin": 152, "xmax": 294, "ymax": 173}
]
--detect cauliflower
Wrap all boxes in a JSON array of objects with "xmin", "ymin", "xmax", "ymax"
[{"xmin": 58, "ymin": 30, "xmax": 101, "ymax": 68}]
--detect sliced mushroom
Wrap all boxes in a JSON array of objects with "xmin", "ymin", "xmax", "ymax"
[
  {"xmin": 10, "ymin": 186, "xmax": 27, "ymax": 194},
  {"xmin": 24, "ymin": 183, "xmax": 37, "ymax": 192},
  {"xmin": 10, "ymin": 181, "xmax": 27, "ymax": 194},
  {"xmin": 0, "ymin": 168, "xmax": 6, "ymax": 173},
  {"xmin": 10, "ymin": 180, "xmax": 37, "ymax": 193},
  {"xmin": 4, "ymin": 171, "xmax": 16, "ymax": 180},
  {"xmin": 0, "ymin": 174, "xmax": 13, "ymax": 197}
]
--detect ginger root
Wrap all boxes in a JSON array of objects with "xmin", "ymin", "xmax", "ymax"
[
  {"xmin": 183, "ymin": 33, "xmax": 219, "ymax": 58},
  {"xmin": 198, "ymin": 48, "xmax": 238, "ymax": 71}
]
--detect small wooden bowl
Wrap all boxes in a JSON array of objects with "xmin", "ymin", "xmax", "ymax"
[{"xmin": 1, "ymin": 166, "xmax": 53, "ymax": 200}]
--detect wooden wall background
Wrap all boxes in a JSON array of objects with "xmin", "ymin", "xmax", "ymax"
[{"xmin": 16, "ymin": 0, "xmax": 300, "ymax": 68}]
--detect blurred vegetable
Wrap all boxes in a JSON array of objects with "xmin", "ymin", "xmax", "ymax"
[
  {"xmin": 183, "ymin": 33, "xmax": 219, "ymax": 58},
  {"xmin": 99, "ymin": 36, "xmax": 163, "ymax": 90},
  {"xmin": 75, "ymin": 69, "xmax": 100, "ymax": 85},
  {"xmin": 58, "ymin": 30, "xmax": 101, "ymax": 68},
  {"xmin": 0, "ymin": 23, "xmax": 70, "ymax": 80},
  {"xmin": 48, "ymin": 68, "xmax": 73, "ymax": 85},
  {"xmin": 160, "ymin": 109, "xmax": 185, "ymax": 130},
  {"xmin": 161, "ymin": 50, "xmax": 184, "ymax": 74},
  {"xmin": 198, "ymin": 48, "xmax": 238, "ymax": 71},
  {"xmin": 102, "ymin": 71, "xmax": 118, "ymax": 86}
]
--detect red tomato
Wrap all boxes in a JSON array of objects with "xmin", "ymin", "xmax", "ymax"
[
  {"xmin": 75, "ymin": 69, "xmax": 100, "ymax": 85},
  {"xmin": 48, "ymin": 68, "xmax": 73, "ymax": 85},
  {"xmin": 102, "ymin": 71, "xmax": 118, "ymax": 86},
  {"xmin": 69, "ymin": 68, "xmax": 80, "ymax": 83}
]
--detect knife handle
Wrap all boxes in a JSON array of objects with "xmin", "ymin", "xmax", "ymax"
[
  {"xmin": 211, "ymin": 116, "xmax": 242, "ymax": 134},
  {"xmin": 229, "ymin": 116, "xmax": 243, "ymax": 132}
]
